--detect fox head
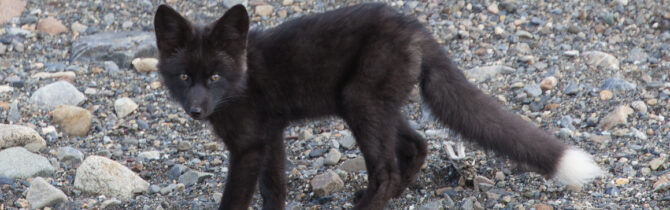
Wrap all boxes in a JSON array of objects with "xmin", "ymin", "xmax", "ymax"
[{"xmin": 154, "ymin": 4, "xmax": 249, "ymax": 120}]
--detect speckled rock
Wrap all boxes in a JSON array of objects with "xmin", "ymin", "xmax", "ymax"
[
  {"xmin": 0, "ymin": 124, "xmax": 46, "ymax": 152},
  {"xmin": 74, "ymin": 156, "xmax": 149, "ymax": 200}
]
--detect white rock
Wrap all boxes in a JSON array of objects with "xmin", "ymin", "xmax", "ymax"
[
  {"xmin": 139, "ymin": 151, "xmax": 160, "ymax": 161},
  {"xmin": 0, "ymin": 124, "xmax": 46, "ymax": 152},
  {"xmin": 132, "ymin": 58, "xmax": 158, "ymax": 73},
  {"xmin": 631, "ymin": 100, "xmax": 648, "ymax": 113},
  {"xmin": 563, "ymin": 50, "xmax": 580, "ymax": 57},
  {"xmin": 31, "ymin": 71, "xmax": 76, "ymax": 80},
  {"xmin": 487, "ymin": 3, "xmax": 499, "ymax": 14},
  {"xmin": 0, "ymin": 85, "xmax": 13, "ymax": 93},
  {"xmin": 583, "ymin": 51, "xmax": 620, "ymax": 70},
  {"xmin": 26, "ymin": 177, "xmax": 68, "ymax": 209},
  {"xmin": 74, "ymin": 156, "xmax": 149, "ymax": 200},
  {"xmin": 114, "ymin": 97, "xmax": 138, "ymax": 118},
  {"xmin": 255, "ymin": 5, "xmax": 274, "ymax": 17}
]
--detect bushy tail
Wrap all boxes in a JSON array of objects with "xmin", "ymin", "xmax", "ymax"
[{"xmin": 418, "ymin": 44, "xmax": 602, "ymax": 186}]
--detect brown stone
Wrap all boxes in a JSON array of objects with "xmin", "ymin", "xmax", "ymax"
[
  {"xmin": 0, "ymin": 0, "xmax": 26, "ymax": 24},
  {"xmin": 37, "ymin": 17, "xmax": 68, "ymax": 35},
  {"xmin": 310, "ymin": 170, "xmax": 344, "ymax": 196},
  {"xmin": 594, "ymin": 24, "xmax": 606, "ymax": 34},
  {"xmin": 534, "ymin": 203, "xmax": 554, "ymax": 210},
  {"xmin": 52, "ymin": 105, "xmax": 93, "ymax": 136}
]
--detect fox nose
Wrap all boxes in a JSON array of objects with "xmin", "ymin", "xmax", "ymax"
[{"xmin": 189, "ymin": 107, "xmax": 202, "ymax": 118}]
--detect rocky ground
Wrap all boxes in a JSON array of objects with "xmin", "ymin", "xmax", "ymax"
[{"xmin": 1, "ymin": 0, "xmax": 669, "ymax": 209}]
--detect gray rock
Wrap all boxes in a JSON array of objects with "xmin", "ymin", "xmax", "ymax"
[
  {"xmin": 600, "ymin": 78, "xmax": 636, "ymax": 92},
  {"xmin": 30, "ymin": 81, "xmax": 86, "ymax": 110},
  {"xmin": 310, "ymin": 170, "xmax": 344, "ymax": 196},
  {"xmin": 100, "ymin": 199, "xmax": 123, "ymax": 209},
  {"xmin": 0, "ymin": 147, "xmax": 54, "ymax": 178},
  {"xmin": 70, "ymin": 31, "xmax": 157, "ymax": 68},
  {"xmin": 605, "ymin": 186, "xmax": 620, "ymax": 196},
  {"xmin": 626, "ymin": 47, "xmax": 648, "ymax": 64},
  {"xmin": 461, "ymin": 196, "xmax": 476, "ymax": 210},
  {"xmin": 559, "ymin": 116, "xmax": 576, "ymax": 130},
  {"xmin": 223, "ymin": 0, "xmax": 248, "ymax": 7},
  {"xmin": 160, "ymin": 184, "xmax": 177, "ymax": 195},
  {"xmin": 465, "ymin": 65, "xmax": 515, "ymax": 82},
  {"xmin": 474, "ymin": 175, "xmax": 495, "ymax": 192},
  {"xmin": 55, "ymin": 146, "xmax": 84, "ymax": 168},
  {"xmin": 323, "ymin": 148, "xmax": 341, "ymax": 166},
  {"xmin": 74, "ymin": 156, "xmax": 149, "ymax": 200},
  {"xmin": 0, "ymin": 124, "xmax": 46, "ymax": 152},
  {"xmin": 0, "ymin": 175, "xmax": 14, "ymax": 185},
  {"xmin": 149, "ymin": 185, "xmax": 161, "ymax": 194},
  {"xmin": 564, "ymin": 82, "xmax": 580, "ymax": 95},
  {"xmin": 178, "ymin": 170, "xmax": 213, "ymax": 186},
  {"xmin": 339, "ymin": 134, "xmax": 356, "ymax": 150},
  {"xmin": 419, "ymin": 199, "xmax": 445, "ymax": 210},
  {"xmin": 515, "ymin": 30, "xmax": 533, "ymax": 39},
  {"xmin": 177, "ymin": 141, "xmax": 193, "ymax": 151},
  {"xmin": 339, "ymin": 156, "xmax": 366, "ymax": 173},
  {"xmin": 26, "ymin": 177, "xmax": 68, "ymax": 209},
  {"xmin": 298, "ymin": 129, "xmax": 313, "ymax": 140},
  {"xmin": 103, "ymin": 61, "xmax": 120, "ymax": 74},
  {"xmin": 7, "ymin": 100, "xmax": 19, "ymax": 123},
  {"xmin": 167, "ymin": 164, "xmax": 188, "ymax": 180},
  {"xmin": 286, "ymin": 201, "xmax": 303, "ymax": 210},
  {"xmin": 524, "ymin": 84, "xmax": 542, "ymax": 97},
  {"xmin": 103, "ymin": 13, "xmax": 115, "ymax": 25},
  {"xmin": 308, "ymin": 149, "xmax": 325, "ymax": 158}
]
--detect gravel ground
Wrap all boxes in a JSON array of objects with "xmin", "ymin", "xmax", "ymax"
[{"xmin": 1, "ymin": 0, "xmax": 669, "ymax": 209}]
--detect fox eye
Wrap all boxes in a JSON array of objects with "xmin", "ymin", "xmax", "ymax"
[
  {"xmin": 179, "ymin": 74, "xmax": 189, "ymax": 80},
  {"xmin": 210, "ymin": 74, "xmax": 220, "ymax": 81}
]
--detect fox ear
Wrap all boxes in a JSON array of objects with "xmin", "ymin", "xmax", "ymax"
[
  {"xmin": 154, "ymin": 5, "xmax": 192, "ymax": 57},
  {"xmin": 209, "ymin": 5, "xmax": 249, "ymax": 50}
]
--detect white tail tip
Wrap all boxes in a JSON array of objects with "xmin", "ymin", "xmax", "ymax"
[{"xmin": 553, "ymin": 148, "xmax": 603, "ymax": 187}]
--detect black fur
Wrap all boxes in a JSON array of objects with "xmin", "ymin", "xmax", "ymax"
[{"xmin": 155, "ymin": 3, "xmax": 568, "ymax": 210}]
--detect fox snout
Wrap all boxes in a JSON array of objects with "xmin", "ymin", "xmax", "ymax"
[
  {"xmin": 189, "ymin": 107, "xmax": 203, "ymax": 118},
  {"xmin": 185, "ymin": 85, "xmax": 209, "ymax": 120}
]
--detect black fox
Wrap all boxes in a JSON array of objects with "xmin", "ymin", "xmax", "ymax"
[{"xmin": 154, "ymin": 3, "xmax": 602, "ymax": 210}]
